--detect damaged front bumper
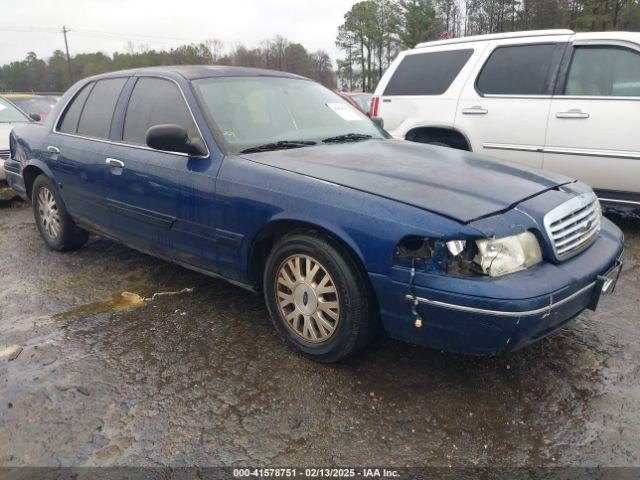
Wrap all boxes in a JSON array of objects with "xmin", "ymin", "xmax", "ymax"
[{"xmin": 369, "ymin": 218, "xmax": 624, "ymax": 355}]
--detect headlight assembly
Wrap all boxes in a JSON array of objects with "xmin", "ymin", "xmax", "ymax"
[
  {"xmin": 474, "ymin": 231, "xmax": 542, "ymax": 277},
  {"xmin": 394, "ymin": 231, "xmax": 543, "ymax": 278}
]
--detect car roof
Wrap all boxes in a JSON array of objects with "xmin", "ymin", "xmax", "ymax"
[
  {"xmin": 414, "ymin": 29, "xmax": 574, "ymax": 48},
  {"xmin": 91, "ymin": 65, "xmax": 308, "ymax": 82}
]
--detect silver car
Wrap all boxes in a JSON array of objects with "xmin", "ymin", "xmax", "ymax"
[{"xmin": 0, "ymin": 97, "xmax": 32, "ymax": 181}]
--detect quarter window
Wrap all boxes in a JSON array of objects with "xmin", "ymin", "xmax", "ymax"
[
  {"xmin": 565, "ymin": 46, "xmax": 640, "ymax": 96},
  {"xmin": 383, "ymin": 49, "xmax": 474, "ymax": 96},
  {"xmin": 123, "ymin": 77, "xmax": 198, "ymax": 145},
  {"xmin": 57, "ymin": 83, "xmax": 94, "ymax": 134},
  {"xmin": 477, "ymin": 44, "xmax": 558, "ymax": 95},
  {"xmin": 76, "ymin": 78, "xmax": 127, "ymax": 139}
]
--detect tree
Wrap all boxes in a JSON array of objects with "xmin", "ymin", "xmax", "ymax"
[{"xmin": 398, "ymin": 0, "xmax": 440, "ymax": 47}]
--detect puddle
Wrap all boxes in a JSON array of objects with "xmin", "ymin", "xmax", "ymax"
[
  {"xmin": 52, "ymin": 288, "xmax": 195, "ymax": 321},
  {"xmin": 53, "ymin": 291, "xmax": 146, "ymax": 321}
]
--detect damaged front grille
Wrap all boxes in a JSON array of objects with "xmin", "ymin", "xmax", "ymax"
[
  {"xmin": 0, "ymin": 149, "xmax": 10, "ymax": 159},
  {"xmin": 543, "ymin": 192, "xmax": 601, "ymax": 261}
]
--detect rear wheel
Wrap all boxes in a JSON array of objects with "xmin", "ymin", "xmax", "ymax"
[
  {"xmin": 32, "ymin": 175, "xmax": 89, "ymax": 251},
  {"xmin": 263, "ymin": 233, "xmax": 376, "ymax": 363}
]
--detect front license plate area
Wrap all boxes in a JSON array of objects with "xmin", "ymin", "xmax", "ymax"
[{"xmin": 587, "ymin": 259, "xmax": 623, "ymax": 311}]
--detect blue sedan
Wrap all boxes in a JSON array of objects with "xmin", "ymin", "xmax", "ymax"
[{"xmin": 5, "ymin": 66, "xmax": 623, "ymax": 362}]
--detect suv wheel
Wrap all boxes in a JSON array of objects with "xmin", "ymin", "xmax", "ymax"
[
  {"xmin": 32, "ymin": 175, "xmax": 89, "ymax": 251},
  {"xmin": 263, "ymin": 233, "xmax": 376, "ymax": 363}
]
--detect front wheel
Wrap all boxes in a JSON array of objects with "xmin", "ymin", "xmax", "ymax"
[
  {"xmin": 32, "ymin": 175, "xmax": 89, "ymax": 251},
  {"xmin": 263, "ymin": 233, "xmax": 376, "ymax": 363}
]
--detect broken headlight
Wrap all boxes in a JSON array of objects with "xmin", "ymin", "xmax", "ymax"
[
  {"xmin": 394, "ymin": 231, "xmax": 542, "ymax": 277},
  {"xmin": 474, "ymin": 231, "xmax": 542, "ymax": 277}
]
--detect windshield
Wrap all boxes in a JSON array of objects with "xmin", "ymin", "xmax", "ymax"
[
  {"xmin": 10, "ymin": 96, "xmax": 59, "ymax": 117},
  {"xmin": 192, "ymin": 77, "xmax": 384, "ymax": 153},
  {"xmin": 0, "ymin": 97, "xmax": 30, "ymax": 123}
]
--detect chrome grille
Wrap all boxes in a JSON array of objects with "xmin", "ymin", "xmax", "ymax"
[
  {"xmin": 0, "ymin": 149, "xmax": 10, "ymax": 159},
  {"xmin": 543, "ymin": 192, "xmax": 601, "ymax": 260}
]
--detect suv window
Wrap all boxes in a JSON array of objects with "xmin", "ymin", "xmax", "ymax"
[
  {"xmin": 57, "ymin": 83, "xmax": 94, "ymax": 134},
  {"xmin": 565, "ymin": 46, "xmax": 640, "ymax": 96},
  {"xmin": 76, "ymin": 78, "xmax": 127, "ymax": 139},
  {"xmin": 383, "ymin": 49, "xmax": 473, "ymax": 96},
  {"xmin": 477, "ymin": 44, "xmax": 558, "ymax": 95},
  {"xmin": 123, "ymin": 77, "xmax": 198, "ymax": 145}
]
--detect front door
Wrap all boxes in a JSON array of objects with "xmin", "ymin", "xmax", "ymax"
[
  {"xmin": 455, "ymin": 39, "xmax": 567, "ymax": 169},
  {"xmin": 103, "ymin": 76, "xmax": 221, "ymax": 272},
  {"xmin": 544, "ymin": 42, "xmax": 640, "ymax": 204}
]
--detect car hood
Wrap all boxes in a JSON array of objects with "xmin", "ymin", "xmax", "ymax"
[{"xmin": 241, "ymin": 139, "xmax": 573, "ymax": 223}]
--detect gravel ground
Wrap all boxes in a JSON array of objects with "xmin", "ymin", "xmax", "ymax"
[{"xmin": 0, "ymin": 201, "xmax": 638, "ymax": 467}]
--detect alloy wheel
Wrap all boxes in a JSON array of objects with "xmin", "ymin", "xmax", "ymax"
[{"xmin": 37, "ymin": 187, "xmax": 61, "ymax": 240}]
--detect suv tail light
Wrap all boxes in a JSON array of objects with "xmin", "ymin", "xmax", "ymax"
[{"xmin": 370, "ymin": 96, "xmax": 380, "ymax": 117}]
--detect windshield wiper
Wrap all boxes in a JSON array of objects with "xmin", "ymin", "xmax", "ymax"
[
  {"xmin": 240, "ymin": 140, "xmax": 316, "ymax": 154},
  {"xmin": 322, "ymin": 133, "xmax": 373, "ymax": 144}
]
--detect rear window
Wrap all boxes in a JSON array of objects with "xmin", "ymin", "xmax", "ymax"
[
  {"xmin": 76, "ymin": 78, "xmax": 127, "ymax": 139},
  {"xmin": 476, "ymin": 44, "xmax": 558, "ymax": 95},
  {"xmin": 383, "ymin": 49, "xmax": 473, "ymax": 96}
]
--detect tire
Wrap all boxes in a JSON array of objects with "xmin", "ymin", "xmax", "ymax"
[
  {"xmin": 263, "ymin": 233, "xmax": 376, "ymax": 363},
  {"xmin": 427, "ymin": 141, "xmax": 452, "ymax": 148},
  {"xmin": 32, "ymin": 175, "xmax": 89, "ymax": 251}
]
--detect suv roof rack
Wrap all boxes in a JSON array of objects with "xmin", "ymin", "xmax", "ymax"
[{"xmin": 415, "ymin": 29, "xmax": 574, "ymax": 49}]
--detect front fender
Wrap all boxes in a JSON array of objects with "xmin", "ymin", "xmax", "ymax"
[{"xmin": 265, "ymin": 212, "xmax": 367, "ymax": 264}]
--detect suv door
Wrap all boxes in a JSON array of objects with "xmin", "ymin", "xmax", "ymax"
[
  {"xmin": 49, "ymin": 77, "xmax": 128, "ymax": 231},
  {"xmin": 544, "ymin": 41, "xmax": 640, "ymax": 205},
  {"xmin": 103, "ymin": 76, "xmax": 220, "ymax": 271},
  {"xmin": 455, "ymin": 39, "xmax": 567, "ymax": 169}
]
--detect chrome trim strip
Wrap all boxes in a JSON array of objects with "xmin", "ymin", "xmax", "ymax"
[
  {"xmin": 599, "ymin": 197, "xmax": 640, "ymax": 206},
  {"xmin": 483, "ymin": 143, "xmax": 640, "ymax": 160},
  {"xmin": 482, "ymin": 143, "xmax": 543, "ymax": 152},
  {"xmin": 52, "ymin": 75, "xmax": 210, "ymax": 159},
  {"xmin": 544, "ymin": 147, "xmax": 640, "ymax": 160},
  {"xmin": 405, "ymin": 281, "xmax": 596, "ymax": 317},
  {"xmin": 555, "ymin": 95, "xmax": 640, "ymax": 101},
  {"xmin": 483, "ymin": 94, "xmax": 553, "ymax": 99}
]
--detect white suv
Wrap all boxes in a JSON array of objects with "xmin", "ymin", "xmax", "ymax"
[{"xmin": 372, "ymin": 29, "xmax": 640, "ymax": 208}]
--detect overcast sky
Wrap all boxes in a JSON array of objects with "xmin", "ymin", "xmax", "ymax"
[{"xmin": 0, "ymin": 0, "xmax": 360, "ymax": 65}]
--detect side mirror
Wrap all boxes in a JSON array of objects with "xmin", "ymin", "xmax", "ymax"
[
  {"xmin": 29, "ymin": 113, "xmax": 41, "ymax": 122},
  {"xmin": 145, "ymin": 124, "xmax": 207, "ymax": 156},
  {"xmin": 371, "ymin": 116, "xmax": 384, "ymax": 129}
]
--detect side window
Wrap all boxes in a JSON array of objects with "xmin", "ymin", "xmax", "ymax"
[
  {"xmin": 477, "ymin": 44, "xmax": 558, "ymax": 95},
  {"xmin": 123, "ymin": 77, "xmax": 198, "ymax": 145},
  {"xmin": 57, "ymin": 83, "xmax": 94, "ymax": 134},
  {"xmin": 77, "ymin": 78, "xmax": 127, "ymax": 139},
  {"xmin": 383, "ymin": 49, "xmax": 474, "ymax": 96},
  {"xmin": 565, "ymin": 46, "xmax": 640, "ymax": 97}
]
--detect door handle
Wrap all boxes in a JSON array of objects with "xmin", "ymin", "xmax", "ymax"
[
  {"xmin": 47, "ymin": 146, "xmax": 60, "ymax": 154},
  {"xmin": 105, "ymin": 158, "xmax": 125, "ymax": 168},
  {"xmin": 556, "ymin": 109, "xmax": 590, "ymax": 119},
  {"xmin": 461, "ymin": 106, "xmax": 488, "ymax": 115}
]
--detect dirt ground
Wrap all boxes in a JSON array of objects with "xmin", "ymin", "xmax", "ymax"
[{"xmin": 1, "ymin": 200, "xmax": 639, "ymax": 468}]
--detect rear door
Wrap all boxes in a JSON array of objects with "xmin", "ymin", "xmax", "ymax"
[
  {"xmin": 544, "ymin": 40, "xmax": 640, "ymax": 203},
  {"xmin": 49, "ymin": 77, "xmax": 127, "ymax": 230},
  {"xmin": 103, "ymin": 76, "xmax": 221, "ymax": 271},
  {"xmin": 455, "ymin": 38, "xmax": 567, "ymax": 169}
]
